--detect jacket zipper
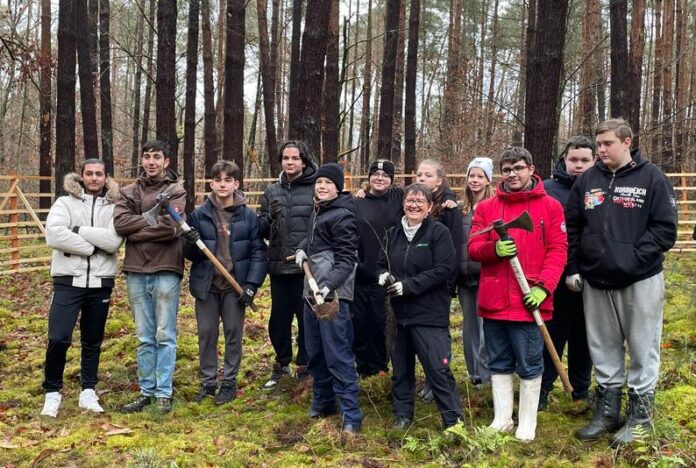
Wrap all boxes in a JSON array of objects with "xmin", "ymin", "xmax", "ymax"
[
  {"xmin": 86, "ymin": 195, "xmax": 97, "ymax": 288},
  {"xmin": 600, "ymin": 172, "xmax": 617, "ymax": 256}
]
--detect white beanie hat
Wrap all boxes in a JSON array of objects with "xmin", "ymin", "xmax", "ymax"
[{"xmin": 467, "ymin": 157, "xmax": 494, "ymax": 182}]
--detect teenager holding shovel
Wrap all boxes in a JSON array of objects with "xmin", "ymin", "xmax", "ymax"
[
  {"xmin": 295, "ymin": 163, "xmax": 363, "ymax": 435},
  {"xmin": 457, "ymin": 157, "xmax": 495, "ymax": 390},
  {"xmin": 377, "ymin": 183, "xmax": 463, "ymax": 430},
  {"xmin": 469, "ymin": 147, "xmax": 567, "ymax": 442},
  {"xmin": 184, "ymin": 161, "xmax": 267, "ymax": 405}
]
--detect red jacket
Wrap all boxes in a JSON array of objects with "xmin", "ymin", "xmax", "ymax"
[{"xmin": 468, "ymin": 175, "xmax": 567, "ymax": 322}]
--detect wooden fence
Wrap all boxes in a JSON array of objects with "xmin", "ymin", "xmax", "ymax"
[{"xmin": 1, "ymin": 172, "xmax": 695, "ymax": 275}]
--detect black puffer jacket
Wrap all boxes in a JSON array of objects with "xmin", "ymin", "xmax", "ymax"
[
  {"xmin": 258, "ymin": 161, "xmax": 318, "ymax": 275},
  {"xmin": 458, "ymin": 209, "xmax": 480, "ymax": 287},
  {"xmin": 543, "ymin": 156, "xmax": 576, "ymax": 207},
  {"xmin": 377, "ymin": 217, "xmax": 456, "ymax": 327},
  {"xmin": 298, "ymin": 193, "xmax": 359, "ymax": 300}
]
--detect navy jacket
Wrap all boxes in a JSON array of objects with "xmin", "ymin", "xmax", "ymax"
[
  {"xmin": 185, "ymin": 196, "xmax": 268, "ymax": 300},
  {"xmin": 566, "ymin": 149, "xmax": 677, "ymax": 289},
  {"xmin": 377, "ymin": 216, "xmax": 456, "ymax": 327},
  {"xmin": 543, "ymin": 156, "xmax": 576, "ymax": 207}
]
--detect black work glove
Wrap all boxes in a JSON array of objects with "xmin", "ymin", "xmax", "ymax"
[
  {"xmin": 182, "ymin": 228, "xmax": 200, "ymax": 244},
  {"xmin": 238, "ymin": 285, "xmax": 257, "ymax": 307},
  {"xmin": 269, "ymin": 199, "xmax": 283, "ymax": 220}
]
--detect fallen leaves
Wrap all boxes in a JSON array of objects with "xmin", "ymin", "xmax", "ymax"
[{"xmin": 101, "ymin": 423, "xmax": 133, "ymax": 437}]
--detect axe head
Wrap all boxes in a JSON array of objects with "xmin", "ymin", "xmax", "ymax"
[
  {"xmin": 470, "ymin": 211, "xmax": 534, "ymax": 239},
  {"xmin": 142, "ymin": 182, "xmax": 183, "ymax": 227}
]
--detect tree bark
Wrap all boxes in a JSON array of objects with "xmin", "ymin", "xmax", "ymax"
[
  {"xmin": 271, "ymin": 0, "xmax": 282, "ymax": 139},
  {"xmin": 404, "ymin": 0, "xmax": 420, "ymax": 184},
  {"xmin": 201, "ymin": 0, "xmax": 217, "ymax": 185},
  {"xmin": 523, "ymin": 0, "xmax": 568, "ymax": 179},
  {"xmin": 627, "ymin": 0, "xmax": 645, "ymax": 144},
  {"xmin": 156, "ymin": 0, "xmax": 178, "ymax": 169},
  {"xmin": 392, "ymin": 0, "xmax": 406, "ymax": 165},
  {"xmin": 578, "ymin": 0, "xmax": 599, "ymax": 135},
  {"xmin": 40, "ymin": 0, "xmax": 52, "ymax": 210},
  {"xmin": 75, "ymin": 0, "xmax": 100, "ymax": 159},
  {"xmin": 287, "ymin": 0, "xmax": 303, "ymax": 138},
  {"xmin": 359, "ymin": 0, "xmax": 373, "ymax": 169},
  {"xmin": 441, "ymin": 0, "xmax": 462, "ymax": 153},
  {"xmin": 140, "ymin": 0, "xmax": 155, "ymax": 147},
  {"xmin": 661, "ymin": 0, "xmax": 674, "ymax": 170},
  {"xmin": 223, "ymin": 0, "xmax": 245, "ymax": 184},
  {"xmin": 377, "ymin": 0, "xmax": 401, "ymax": 161},
  {"xmin": 295, "ymin": 0, "xmax": 332, "ymax": 161},
  {"xmin": 183, "ymin": 0, "xmax": 200, "ymax": 213},
  {"xmin": 609, "ymin": 0, "xmax": 629, "ymax": 119},
  {"xmin": 650, "ymin": 0, "xmax": 663, "ymax": 157},
  {"xmin": 257, "ymin": 0, "xmax": 279, "ymax": 172},
  {"xmin": 99, "ymin": 0, "xmax": 113, "ymax": 174},
  {"xmin": 131, "ymin": 1, "xmax": 145, "ymax": 173},
  {"xmin": 484, "ymin": 0, "xmax": 500, "ymax": 144},
  {"xmin": 322, "ymin": 0, "xmax": 340, "ymax": 163},
  {"xmin": 674, "ymin": 0, "xmax": 687, "ymax": 171},
  {"xmin": 56, "ymin": 0, "xmax": 77, "ymax": 196}
]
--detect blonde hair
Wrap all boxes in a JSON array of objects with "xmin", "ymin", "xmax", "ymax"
[{"xmin": 460, "ymin": 183, "xmax": 493, "ymax": 214}]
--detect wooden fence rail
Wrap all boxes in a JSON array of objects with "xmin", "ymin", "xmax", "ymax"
[{"xmin": 1, "ymin": 172, "xmax": 695, "ymax": 275}]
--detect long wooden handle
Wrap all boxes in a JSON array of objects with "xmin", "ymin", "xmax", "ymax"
[{"xmin": 509, "ymin": 255, "xmax": 573, "ymax": 393}]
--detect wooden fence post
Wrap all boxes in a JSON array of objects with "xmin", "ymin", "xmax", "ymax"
[{"xmin": 9, "ymin": 172, "xmax": 18, "ymax": 271}]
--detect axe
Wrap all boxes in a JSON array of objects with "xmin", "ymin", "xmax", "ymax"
[
  {"xmin": 472, "ymin": 211, "xmax": 573, "ymax": 393},
  {"xmin": 144, "ymin": 187, "xmax": 258, "ymax": 312}
]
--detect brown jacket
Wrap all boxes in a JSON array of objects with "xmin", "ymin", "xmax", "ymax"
[{"xmin": 113, "ymin": 169, "xmax": 186, "ymax": 274}]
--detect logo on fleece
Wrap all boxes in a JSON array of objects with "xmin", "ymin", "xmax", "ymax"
[
  {"xmin": 584, "ymin": 189, "xmax": 605, "ymax": 210},
  {"xmin": 612, "ymin": 185, "xmax": 647, "ymax": 209}
]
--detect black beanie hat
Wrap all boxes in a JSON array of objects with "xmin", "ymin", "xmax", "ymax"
[
  {"xmin": 368, "ymin": 159, "xmax": 395, "ymax": 180},
  {"xmin": 316, "ymin": 163, "xmax": 344, "ymax": 192}
]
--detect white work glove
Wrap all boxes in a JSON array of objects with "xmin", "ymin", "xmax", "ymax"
[
  {"xmin": 387, "ymin": 281, "xmax": 403, "ymax": 297},
  {"xmin": 295, "ymin": 249, "xmax": 308, "ymax": 268},
  {"xmin": 378, "ymin": 272, "xmax": 391, "ymax": 286},
  {"xmin": 565, "ymin": 274, "xmax": 583, "ymax": 293},
  {"xmin": 318, "ymin": 286, "xmax": 331, "ymax": 300}
]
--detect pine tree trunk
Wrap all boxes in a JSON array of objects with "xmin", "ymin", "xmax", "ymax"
[
  {"xmin": 39, "ymin": 0, "xmax": 52, "ymax": 209},
  {"xmin": 271, "ymin": 0, "xmax": 282, "ymax": 140},
  {"xmin": 287, "ymin": 0, "xmax": 303, "ymax": 138},
  {"xmin": 404, "ymin": 0, "xmax": 420, "ymax": 184},
  {"xmin": 484, "ymin": 0, "xmax": 500, "ymax": 144},
  {"xmin": 661, "ymin": 0, "xmax": 674, "ymax": 170},
  {"xmin": 140, "ymin": 0, "xmax": 155, "ymax": 147},
  {"xmin": 75, "ymin": 0, "xmax": 99, "ymax": 158},
  {"xmin": 295, "ymin": 0, "xmax": 332, "ymax": 161},
  {"xmin": 131, "ymin": 2, "xmax": 144, "ymax": 173},
  {"xmin": 578, "ymin": 0, "xmax": 599, "ymax": 135},
  {"xmin": 183, "ymin": 0, "xmax": 200, "ymax": 213},
  {"xmin": 523, "ymin": 0, "xmax": 568, "ymax": 179},
  {"xmin": 99, "ymin": 0, "xmax": 113, "ymax": 173},
  {"xmin": 223, "ymin": 0, "xmax": 246, "ymax": 184},
  {"xmin": 258, "ymin": 0, "xmax": 279, "ymax": 172},
  {"xmin": 215, "ymin": 0, "xmax": 226, "ymax": 150},
  {"xmin": 392, "ymin": 0, "xmax": 406, "ymax": 166},
  {"xmin": 322, "ymin": 0, "xmax": 340, "ymax": 163},
  {"xmin": 156, "ymin": 0, "xmax": 178, "ymax": 169},
  {"xmin": 346, "ymin": 0, "xmax": 359, "ymax": 159},
  {"xmin": 650, "ymin": 0, "xmax": 663, "ymax": 158},
  {"xmin": 609, "ymin": 0, "xmax": 629, "ymax": 119},
  {"xmin": 674, "ymin": 0, "xmax": 687, "ymax": 171},
  {"xmin": 201, "ymin": 0, "xmax": 217, "ymax": 185},
  {"xmin": 56, "ymin": 0, "xmax": 77, "ymax": 196},
  {"xmin": 377, "ymin": 0, "xmax": 401, "ymax": 161},
  {"xmin": 359, "ymin": 0, "xmax": 373, "ymax": 169},
  {"xmin": 442, "ymin": 0, "xmax": 462, "ymax": 153},
  {"xmin": 627, "ymin": 0, "xmax": 645, "ymax": 145}
]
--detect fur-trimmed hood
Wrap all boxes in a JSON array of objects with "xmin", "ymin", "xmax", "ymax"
[{"xmin": 63, "ymin": 172, "xmax": 119, "ymax": 202}]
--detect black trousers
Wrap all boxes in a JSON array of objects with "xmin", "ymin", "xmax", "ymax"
[
  {"xmin": 351, "ymin": 283, "xmax": 388, "ymax": 376},
  {"xmin": 391, "ymin": 324, "xmax": 463, "ymax": 427},
  {"xmin": 268, "ymin": 274, "xmax": 307, "ymax": 366},
  {"xmin": 43, "ymin": 284, "xmax": 112, "ymax": 392},
  {"xmin": 541, "ymin": 282, "xmax": 592, "ymax": 399}
]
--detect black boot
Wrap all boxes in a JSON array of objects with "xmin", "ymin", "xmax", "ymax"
[
  {"xmin": 610, "ymin": 390, "xmax": 654, "ymax": 446},
  {"xmin": 575, "ymin": 386, "xmax": 623, "ymax": 441}
]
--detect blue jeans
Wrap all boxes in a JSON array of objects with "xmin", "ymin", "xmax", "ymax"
[
  {"xmin": 304, "ymin": 301, "xmax": 363, "ymax": 427},
  {"xmin": 127, "ymin": 272, "xmax": 181, "ymax": 398},
  {"xmin": 483, "ymin": 319, "xmax": 543, "ymax": 379}
]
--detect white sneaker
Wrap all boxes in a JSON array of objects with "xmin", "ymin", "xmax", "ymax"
[
  {"xmin": 79, "ymin": 389, "xmax": 104, "ymax": 413},
  {"xmin": 40, "ymin": 392, "xmax": 62, "ymax": 418},
  {"xmin": 489, "ymin": 374, "xmax": 515, "ymax": 432}
]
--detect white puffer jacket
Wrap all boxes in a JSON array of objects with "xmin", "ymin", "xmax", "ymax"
[{"xmin": 45, "ymin": 173, "xmax": 123, "ymax": 288}]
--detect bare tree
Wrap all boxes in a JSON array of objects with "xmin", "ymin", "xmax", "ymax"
[
  {"xmin": 39, "ymin": 0, "xmax": 52, "ymax": 209},
  {"xmin": 609, "ymin": 0, "xmax": 629, "ymax": 119},
  {"xmin": 404, "ymin": 0, "xmax": 420, "ymax": 184},
  {"xmin": 258, "ymin": 0, "xmax": 279, "ymax": 172},
  {"xmin": 140, "ymin": 0, "xmax": 155, "ymax": 147},
  {"xmin": 75, "ymin": 0, "xmax": 99, "ymax": 158},
  {"xmin": 156, "ymin": 0, "xmax": 178, "ymax": 169},
  {"xmin": 287, "ymin": 0, "xmax": 303, "ymax": 138},
  {"xmin": 377, "ymin": 0, "xmax": 401, "ymax": 161},
  {"xmin": 56, "ymin": 0, "xmax": 77, "ymax": 196},
  {"xmin": 130, "ymin": 0, "xmax": 145, "ymax": 172},
  {"xmin": 322, "ymin": 0, "xmax": 340, "ymax": 163},
  {"xmin": 627, "ymin": 0, "xmax": 645, "ymax": 144},
  {"xmin": 223, "ymin": 0, "xmax": 246, "ymax": 184},
  {"xmin": 201, "ymin": 0, "xmax": 217, "ymax": 184},
  {"xmin": 183, "ymin": 0, "xmax": 200, "ymax": 213},
  {"xmin": 99, "ymin": 0, "xmax": 113, "ymax": 173},
  {"xmin": 359, "ymin": 0, "xmax": 373, "ymax": 169}
]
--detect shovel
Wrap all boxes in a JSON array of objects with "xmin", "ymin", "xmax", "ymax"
[
  {"xmin": 144, "ymin": 188, "xmax": 258, "ymax": 312},
  {"xmin": 286, "ymin": 255, "xmax": 340, "ymax": 319},
  {"xmin": 472, "ymin": 211, "xmax": 573, "ymax": 393}
]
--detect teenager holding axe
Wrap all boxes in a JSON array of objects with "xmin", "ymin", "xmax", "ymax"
[{"xmin": 469, "ymin": 147, "xmax": 567, "ymax": 442}]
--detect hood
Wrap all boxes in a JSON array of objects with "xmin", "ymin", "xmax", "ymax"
[
  {"xmin": 63, "ymin": 172, "xmax": 120, "ymax": 202},
  {"xmin": 207, "ymin": 189, "xmax": 248, "ymax": 210},
  {"xmin": 550, "ymin": 156, "xmax": 576, "ymax": 188},
  {"xmin": 279, "ymin": 159, "xmax": 318, "ymax": 186},
  {"xmin": 595, "ymin": 148, "xmax": 647, "ymax": 175},
  {"xmin": 496, "ymin": 174, "xmax": 547, "ymax": 201},
  {"xmin": 315, "ymin": 191, "xmax": 357, "ymax": 215},
  {"xmin": 138, "ymin": 168, "xmax": 179, "ymax": 188}
]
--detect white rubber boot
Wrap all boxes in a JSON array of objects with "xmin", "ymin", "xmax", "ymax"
[
  {"xmin": 489, "ymin": 374, "xmax": 515, "ymax": 432},
  {"xmin": 516, "ymin": 375, "xmax": 542, "ymax": 442}
]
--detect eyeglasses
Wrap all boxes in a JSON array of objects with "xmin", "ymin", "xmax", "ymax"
[
  {"xmin": 370, "ymin": 171, "xmax": 390, "ymax": 179},
  {"xmin": 404, "ymin": 198, "xmax": 428, "ymax": 207},
  {"xmin": 501, "ymin": 164, "xmax": 529, "ymax": 176}
]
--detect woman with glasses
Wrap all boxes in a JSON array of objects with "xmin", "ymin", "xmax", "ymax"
[{"xmin": 376, "ymin": 184, "xmax": 463, "ymax": 430}]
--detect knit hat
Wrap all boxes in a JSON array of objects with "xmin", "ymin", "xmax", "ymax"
[
  {"xmin": 467, "ymin": 157, "xmax": 494, "ymax": 182},
  {"xmin": 316, "ymin": 163, "xmax": 344, "ymax": 192},
  {"xmin": 368, "ymin": 159, "xmax": 396, "ymax": 181}
]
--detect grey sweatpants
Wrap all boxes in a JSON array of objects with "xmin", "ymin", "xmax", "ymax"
[
  {"xmin": 583, "ymin": 272, "xmax": 664, "ymax": 394},
  {"xmin": 458, "ymin": 285, "xmax": 491, "ymax": 384},
  {"xmin": 195, "ymin": 289, "xmax": 245, "ymax": 387}
]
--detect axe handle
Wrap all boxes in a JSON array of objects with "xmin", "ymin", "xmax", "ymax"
[
  {"xmin": 163, "ymin": 204, "xmax": 258, "ymax": 312},
  {"xmin": 508, "ymin": 255, "xmax": 573, "ymax": 393}
]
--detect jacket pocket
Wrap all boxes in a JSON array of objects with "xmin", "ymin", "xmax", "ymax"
[{"xmin": 478, "ymin": 276, "xmax": 507, "ymax": 311}]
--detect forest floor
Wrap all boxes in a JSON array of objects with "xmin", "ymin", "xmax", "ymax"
[{"xmin": 0, "ymin": 255, "xmax": 694, "ymax": 467}]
